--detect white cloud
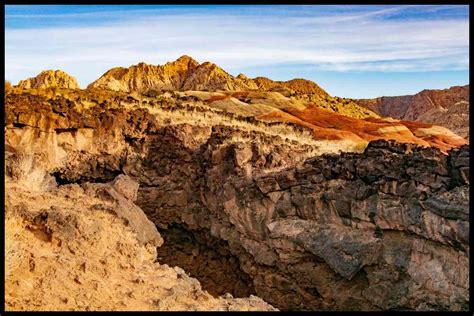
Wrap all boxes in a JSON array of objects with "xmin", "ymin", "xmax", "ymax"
[{"xmin": 5, "ymin": 6, "xmax": 469, "ymax": 87}]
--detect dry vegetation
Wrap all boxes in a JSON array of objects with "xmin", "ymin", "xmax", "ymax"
[
  {"xmin": 6, "ymin": 87, "xmax": 370, "ymax": 158},
  {"xmin": 6, "ymin": 150, "xmax": 56, "ymax": 193}
]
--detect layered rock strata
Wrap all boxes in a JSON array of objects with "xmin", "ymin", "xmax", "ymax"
[{"xmin": 354, "ymin": 85, "xmax": 469, "ymax": 138}]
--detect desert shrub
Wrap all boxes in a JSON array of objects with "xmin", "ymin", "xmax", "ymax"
[
  {"xmin": 353, "ymin": 141, "xmax": 369, "ymax": 153},
  {"xmin": 143, "ymin": 89, "xmax": 161, "ymax": 98}
]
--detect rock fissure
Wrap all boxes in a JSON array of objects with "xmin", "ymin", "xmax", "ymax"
[
  {"xmin": 156, "ymin": 223, "xmax": 257, "ymax": 299},
  {"xmin": 39, "ymin": 120, "xmax": 468, "ymax": 310},
  {"xmin": 9, "ymin": 123, "xmax": 56, "ymax": 134}
]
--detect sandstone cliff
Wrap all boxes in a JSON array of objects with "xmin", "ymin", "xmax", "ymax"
[{"xmin": 17, "ymin": 70, "xmax": 80, "ymax": 90}]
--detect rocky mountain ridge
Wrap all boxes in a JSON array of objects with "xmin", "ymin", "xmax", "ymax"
[
  {"xmin": 13, "ymin": 58, "xmax": 469, "ymax": 138},
  {"xmin": 354, "ymin": 85, "xmax": 469, "ymax": 138},
  {"xmin": 86, "ymin": 55, "xmax": 328, "ymax": 96}
]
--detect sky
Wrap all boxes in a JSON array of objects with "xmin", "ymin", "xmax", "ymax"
[{"xmin": 5, "ymin": 5, "xmax": 469, "ymax": 98}]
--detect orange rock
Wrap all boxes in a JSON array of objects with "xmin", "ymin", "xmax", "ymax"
[{"xmin": 260, "ymin": 105, "xmax": 467, "ymax": 152}]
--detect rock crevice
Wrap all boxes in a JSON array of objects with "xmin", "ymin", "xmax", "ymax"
[{"xmin": 5, "ymin": 90, "xmax": 469, "ymax": 311}]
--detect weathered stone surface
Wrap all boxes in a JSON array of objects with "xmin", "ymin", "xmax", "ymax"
[
  {"xmin": 354, "ymin": 85, "xmax": 469, "ymax": 138},
  {"xmin": 111, "ymin": 174, "xmax": 140, "ymax": 201},
  {"xmin": 268, "ymin": 219, "xmax": 382, "ymax": 280},
  {"xmin": 5, "ymin": 90, "xmax": 469, "ymax": 311},
  {"xmin": 17, "ymin": 70, "xmax": 80, "ymax": 90},
  {"xmin": 5, "ymin": 182, "xmax": 275, "ymax": 312},
  {"xmin": 82, "ymin": 177, "xmax": 163, "ymax": 247}
]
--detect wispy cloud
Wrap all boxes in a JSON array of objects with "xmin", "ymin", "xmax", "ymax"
[{"xmin": 5, "ymin": 5, "xmax": 469, "ymax": 92}]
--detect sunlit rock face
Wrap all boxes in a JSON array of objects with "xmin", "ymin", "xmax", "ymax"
[
  {"xmin": 17, "ymin": 70, "xmax": 80, "ymax": 90},
  {"xmin": 5, "ymin": 87, "xmax": 469, "ymax": 311},
  {"xmin": 354, "ymin": 85, "xmax": 469, "ymax": 138}
]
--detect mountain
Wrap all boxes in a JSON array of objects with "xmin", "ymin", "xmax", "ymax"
[
  {"xmin": 88, "ymin": 55, "xmax": 329, "ymax": 97},
  {"xmin": 17, "ymin": 70, "xmax": 80, "ymax": 90},
  {"xmin": 415, "ymin": 100, "xmax": 469, "ymax": 139},
  {"xmin": 13, "ymin": 64, "xmax": 467, "ymax": 153},
  {"xmin": 258, "ymin": 104, "xmax": 466, "ymax": 153},
  {"xmin": 13, "ymin": 56, "xmax": 468, "ymax": 153},
  {"xmin": 88, "ymin": 55, "xmax": 254, "ymax": 92},
  {"xmin": 354, "ymin": 85, "xmax": 469, "ymax": 138},
  {"xmin": 88, "ymin": 55, "xmax": 200, "ymax": 92},
  {"xmin": 253, "ymin": 77, "xmax": 329, "ymax": 96}
]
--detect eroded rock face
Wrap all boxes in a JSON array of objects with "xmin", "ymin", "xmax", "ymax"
[
  {"xmin": 17, "ymin": 70, "xmax": 80, "ymax": 90},
  {"xmin": 87, "ymin": 55, "xmax": 329, "ymax": 96},
  {"xmin": 5, "ymin": 176, "xmax": 275, "ymax": 311},
  {"xmin": 88, "ymin": 56, "xmax": 257, "ymax": 93},
  {"xmin": 156, "ymin": 223, "xmax": 257, "ymax": 298},
  {"xmin": 133, "ymin": 134, "xmax": 469, "ymax": 311},
  {"xmin": 354, "ymin": 85, "xmax": 469, "ymax": 138},
  {"xmin": 5, "ymin": 91, "xmax": 469, "ymax": 311}
]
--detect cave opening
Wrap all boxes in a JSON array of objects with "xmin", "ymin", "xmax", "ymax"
[{"xmin": 156, "ymin": 223, "xmax": 256, "ymax": 298}]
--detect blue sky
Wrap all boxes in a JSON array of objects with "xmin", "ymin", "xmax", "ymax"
[{"xmin": 5, "ymin": 5, "xmax": 469, "ymax": 98}]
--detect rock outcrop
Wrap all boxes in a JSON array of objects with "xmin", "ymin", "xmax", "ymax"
[
  {"xmin": 87, "ymin": 56, "xmax": 200, "ymax": 92},
  {"xmin": 17, "ymin": 70, "xmax": 80, "ymax": 90},
  {"xmin": 354, "ymin": 85, "xmax": 469, "ymax": 138},
  {"xmin": 5, "ymin": 174, "xmax": 275, "ymax": 311},
  {"xmin": 88, "ymin": 56, "xmax": 255, "ymax": 92},
  {"xmin": 87, "ymin": 56, "xmax": 329, "ymax": 97},
  {"xmin": 415, "ymin": 100, "xmax": 469, "ymax": 139},
  {"xmin": 253, "ymin": 77, "xmax": 329, "ymax": 97},
  {"xmin": 4, "ymin": 89, "xmax": 469, "ymax": 311},
  {"xmin": 132, "ymin": 130, "xmax": 469, "ymax": 311}
]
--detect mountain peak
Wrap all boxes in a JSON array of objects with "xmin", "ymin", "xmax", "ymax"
[
  {"xmin": 17, "ymin": 69, "xmax": 80, "ymax": 90},
  {"xmin": 176, "ymin": 55, "xmax": 198, "ymax": 63},
  {"xmin": 169, "ymin": 55, "xmax": 200, "ymax": 69}
]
